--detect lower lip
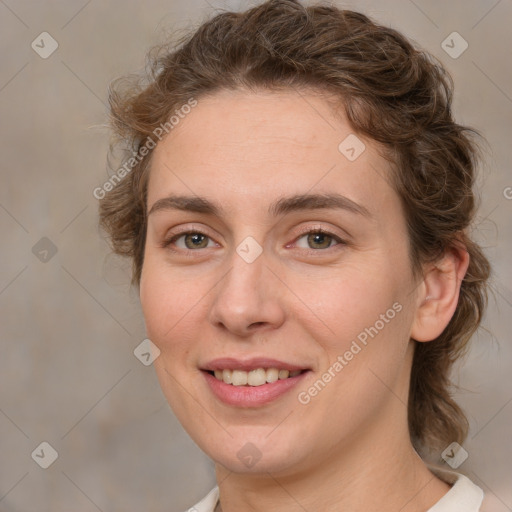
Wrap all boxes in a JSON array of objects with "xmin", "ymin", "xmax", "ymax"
[{"xmin": 202, "ymin": 370, "xmax": 310, "ymax": 407}]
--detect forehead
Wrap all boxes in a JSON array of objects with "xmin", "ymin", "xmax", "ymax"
[{"xmin": 147, "ymin": 88, "xmax": 395, "ymax": 219}]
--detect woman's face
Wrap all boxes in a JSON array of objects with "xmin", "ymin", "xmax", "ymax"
[{"xmin": 140, "ymin": 88, "xmax": 421, "ymax": 475}]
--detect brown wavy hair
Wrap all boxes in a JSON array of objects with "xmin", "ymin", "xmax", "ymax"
[{"xmin": 99, "ymin": 0, "xmax": 491, "ymax": 455}]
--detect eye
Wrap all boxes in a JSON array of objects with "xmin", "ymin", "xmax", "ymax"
[
  {"xmin": 161, "ymin": 227, "xmax": 347, "ymax": 255},
  {"xmin": 161, "ymin": 230, "xmax": 217, "ymax": 252},
  {"xmin": 292, "ymin": 228, "xmax": 346, "ymax": 251}
]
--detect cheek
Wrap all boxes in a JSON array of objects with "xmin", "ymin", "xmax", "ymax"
[
  {"xmin": 139, "ymin": 257, "xmax": 209, "ymax": 367},
  {"xmin": 140, "ymin": 258, "xmax": 181, "ymax": 350},
  {"xmin": 297, "ymin": 259, "xmax": 412, "ymax": 391},
  {"xmin": 295, "ymin": 300, "xmax": 411, "ymax": 438},
  {"xmin": 140, "ymin": 262, "xmax": 202, "ymax": 410},
  {"xmin": 139, "ymin": 266, "xmax": 166, "ymax": 341},
  {"xmin": 292, "ymin": 261, "xmax": 397, "ymax": 338}
]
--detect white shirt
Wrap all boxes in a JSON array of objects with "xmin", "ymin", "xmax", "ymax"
[{"xmin": 184, "ymin": 466, "xmax": 484, "ymax": 512}]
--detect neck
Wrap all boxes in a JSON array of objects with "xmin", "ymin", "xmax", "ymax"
[{"xmin": 214, "ymin": 406, "xmax": 450, "ymax": 512}]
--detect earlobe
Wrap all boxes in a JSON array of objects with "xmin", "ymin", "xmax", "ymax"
[{"xmin": 410, "ymin": 245, "xmax": 470, "ymax": 343}]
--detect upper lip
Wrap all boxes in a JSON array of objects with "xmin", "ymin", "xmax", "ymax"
[{"xmin": 201, "ymin": 357, "xmax": 309, "ymax": 372}]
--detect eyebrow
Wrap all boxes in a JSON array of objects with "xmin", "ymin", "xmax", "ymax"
[{"xmin": 148, "ymin": 192, "xmax": 372, "ymax": 219}]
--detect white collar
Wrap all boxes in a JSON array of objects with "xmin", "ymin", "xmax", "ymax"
[{"xmin": 426, "ymin": 465, "xmax": 484, "ymax": 511}]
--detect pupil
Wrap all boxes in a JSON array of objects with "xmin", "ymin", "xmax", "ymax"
[
  {"xmin": 309, "ymin": 233, "xmax": 329, "ymax": 249},
  {"xmin": 187, "ymin": 233, "xmax": 206, "ymax": 248}
]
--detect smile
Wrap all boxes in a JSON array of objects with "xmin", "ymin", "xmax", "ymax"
[
  {"xmin": 200, "ymin": 357, "xmax": 311, "ymax": 406},
  {"xmin": 210, "ymin": 368, "xmax": 304, "ymax": 387}
]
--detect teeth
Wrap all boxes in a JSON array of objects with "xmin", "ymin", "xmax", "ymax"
[
  {"xmin": 231, "ymin": 370, "xmax": 248, "ymax": 386},
  {"xmin": 278, "ymin": 369, "xmax": 289, "ymax": 379},
  {"xmin": 223, "ymin": 369, "xmax": 233, "ymax": 384},
  {"xmin": 212, "ymin": 368, "xmax": 304, "ymax": 386},
  {"xmin": 266, "ymin": 368, "xmax": 279, "ymax": 383},
  {"xmin": 247, "ymin": 368, "xmax": 266, "ymax": 386}
]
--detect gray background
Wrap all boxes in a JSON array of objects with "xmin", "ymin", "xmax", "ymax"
[{"xmin": 0, "ymin": 1, "xmax": 511, "ymax": 511}]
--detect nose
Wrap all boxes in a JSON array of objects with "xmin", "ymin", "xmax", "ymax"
[{"xmin": 207, "ymin": 246, "xmax": 286, "ymax": 338}]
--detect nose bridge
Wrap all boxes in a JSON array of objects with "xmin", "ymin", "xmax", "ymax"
[
  {"xmin": 208, "ymin": 239, "xmax": 284, "ymax": 334},
  {"xmin": 219, "ymin": 241, "xmax": 267, "ymax": 310}
]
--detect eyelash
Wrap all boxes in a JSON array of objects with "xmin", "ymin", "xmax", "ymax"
[{"xmin": 160, "ymin": 226, "xmax": 347, "ymax": 256}]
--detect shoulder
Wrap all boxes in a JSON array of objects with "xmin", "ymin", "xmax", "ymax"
[
  {"xmin": 427, "ymin": 465, "xmax": 484, "ymax": 512},
  {"xmin": 183, "ymin": 486, "xmax": 219, "ymax": 512}
]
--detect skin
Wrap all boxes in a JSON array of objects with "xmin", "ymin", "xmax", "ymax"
[{"xmin": 139, "ymin": 88, "xmax": 469, "ymax": 512}]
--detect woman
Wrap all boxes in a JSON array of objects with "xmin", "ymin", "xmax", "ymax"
[{"xmin": 99, "ymin": 1, "xmax": 491, "ymax": 510}]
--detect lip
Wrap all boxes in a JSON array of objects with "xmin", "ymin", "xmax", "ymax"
[
  {"xmin": 202, "ymin": 368, "xmax": 310, "ymax": 407},
  {"xmin": 201, "ymin": 357, "xmax": 308, "ymax": 372}
]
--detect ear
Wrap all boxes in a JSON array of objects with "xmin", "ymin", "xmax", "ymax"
[{"xmin": 410, "ymin": 244, "xmax": 470, "ymax": 343}]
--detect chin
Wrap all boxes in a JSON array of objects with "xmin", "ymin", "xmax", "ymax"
[
  {"xmin": 194, "ymin": 429, "xmax": 309, "ymax": 476},
  {"xmin": 212, "ymin": 448, "xmax": 305, "ymax": 476}
]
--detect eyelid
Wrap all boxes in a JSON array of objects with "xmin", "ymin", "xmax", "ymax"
[
  {"xmin": 160, "ymin": 224, "xmax": 218, "ymax": 251},
  {"xmin": 287, "ymin": 225, "xmax": 347, "ymax": 252},
  {"xmin": 290, "ymin": 224, "xmax": 347, "ymax": 244}
]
